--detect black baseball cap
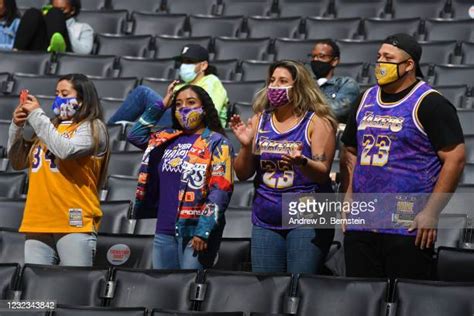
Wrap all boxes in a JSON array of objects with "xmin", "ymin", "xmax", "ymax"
[
  {"xmin": 174, "ymin": 44, "xmax": 209, "ymax": 63},
  {"xmin": 383, "ymin": 33, "xmax": 424, "ymax": 78}
]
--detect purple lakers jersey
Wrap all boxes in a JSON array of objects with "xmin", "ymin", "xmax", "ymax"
[
  {"xmin": 348, "ymin": 81, "xmax": 442, "ymax": 235},
  {"xmin": 253, "ymin": 111, "xmax": 320, "ymax": 229}
]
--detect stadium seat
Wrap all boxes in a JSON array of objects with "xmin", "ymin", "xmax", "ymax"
[
  {"xmin": 246, "ymin": 17, "xmax": 301, "ymax": 39},
  {"xmin": 132, "ymin": 13, "xmax": 187, "ymax": 36},
  {"xmin": 76, "ymin": 10, "xmax": 128, "ymax": 34},
  {"xmin": 140, "ymin": 78, "xmax": 170, "ymax": 95},
  {"xmin": 0, "ymin": 95, "xmax": 18, "ymax": 121},
  {"xmin": 53, "ymin": 305, "xmax": 147, "ymax": 316},
  {"xmin": 0, "ymin": 229, "xmax": 25, "ymax": 265},
  {"xmin": 0, "ymin": 172, "xmax": 26, "ymax": 199},
  {"xmin": 106, "ymin": 175, "xmax": 137, "ymax": 202},
  {"xmin": 0, "ymin": 120, "xmax": 10, "ymax": 158},
  {"xmin": 101, "ymin": 98, "xmax": 125, "ymax": 123},
  {"xmin": 435, "ymin": 85, "xmax": 468, "ymax": 109},
  {"xmin": 154, "ymin": 36, "xmax": 212, "ymax": 59},
  {"xmin": 435, "ymin": 214, "xmax": 468, "ymax": 249},
  {"xmin": 273, "ymin": 38, "xmax": 318, "ymax": 62},
  {"xmin": 451, "ymin": 0, "xmax": 474, "ymax": 19},
  {"xmin": 36, "ymin": 95, "xmax": 56, "ymax": 118},
  {"xmin": 424, "ymin": 19, "xmax": 474, "ymax": 42},
  {"xmin": 99, "ymin": 200, "xmax": 134, "ymax": 234},
  {"xmin": 222, "ymin": 207, "xmax": 252, "ymax": 238},
  {"xmin": 96, "ymin": 34, "xmax": 152, "ymax": 58},
  {"xmin": 189, "ymin": 15, "xmax": 244, "ymax": 38},
  {"xmin": 418, "ymin": 41, "xmax": 457, "ymax": 65},
  {"xmin": 164, "ymin": 0, "xmax": 218, "ymax": 15},
  {"xmin": 465, "ymin": 135, "xmax": 474, "ymax": 163},
  {"xmin": 391, "ymin": 0, "xmax": 448, "ymax": 19},
  {"xmin": 119, "ymin": 57, "xmax": 176, "ymax": 79},
  {"xmin": 337, "ymin": 40, "xmax": 381, "ymax": 64},
  {"xmin": 294, "ymin": 275, "xmax": 388, "ymax": 316},
  {"xmin": 222, "ymin": 80, "xmax": 264, "ymax": 104},
  {"xmin": 240, "ymin": 60, "xmax": 272, "ymax": 82},
  {"xmin": 232, "ymin": 102, "xmax": 254, "ymax": 124},
  {"xmin": 433, "ymin": 64, "xmax": 474, "ymax": 86},
  {"xmin": 305, "ymin": 17, "xmax": 360, "ymax": 40},
  {"xmin": 109, "ymin": 0, "xmax": 161, "ymax": 12},
  {"xmin": 0, "ymin": 263, "xmax": 20, "ymax": 299},
  {"xmin": 277, "ymin": 0, "xmax": 329, "ymax": 17},
  {"xmin": 153, "ymin": 312, "xmax": 245, "ymax": 316},
  {"xmin": 461, "ymin": 41, "xmax": 474, "ymax": 64},
  {"xmin": 0, "ymin": 199, "xmax": 25, "ymax": 230},
  {"xmin": 0, "ymin": 72, "xmax": 9, "ymax": 90},
  {"xmin": 224, "ymin": 128, "xmax": 241, "ymax": 153},
  {"xmin": 107, "ymin": 124, "xmax": 125, "ymax": 152},
  {"xmin": 214, "ymin": 37, "xmax": 270, "ymax": 61},
  {"xmin": 107, "ymin": 151, "xmax": 143, "ymax": 177},
  {"xmin": 0, "ymin": 51, "xmax": 51, "ymax": 75},
  {"xmin": 91, "ymin": 77, "xmax": 137, "ymax": 100},
  {"xmin": 437, "ymin": 247, "xmax": 474, "ymax": 282},
  {"xmin": 16, "ymin": 0, "xmax": 48, "ymax": 8},
  {"xmin": 230, "ymin": 181, "xmax": 254, "ymax": 207},
  {"xmin": 55, "ymin": 54, "xmax": 116, "ymax": 77},
  {"xmin": 392, "ymin": 279, "xmax": 474, "ymax": 316},
  {"xmin": 94, "ymin": 233, "xmax": 153, "ymax": 269},
  {"xmin": 213, "ymin": 59, "xmax": 239, "ymax": 80},
  {"xmin": 133, "ymin": 219, "xmax": 158, "ymax": 235},
  {"xmin": 81, "ymin": 0, "xmax": 107, "ymax": 10},
  {"xmin": 8, "ymin": 73, "xmax": 59, "ymax": 96},
  {"xmin": 460, "ymin": 163, "xmax": 474, "ymax": 185},
  {"xmin": 19, "ymin": 265, "xmax": 109, "ymax": 306},
  {"xmin": 363, "ymin": 18, "xmax": 421, "ymax": 41},
  {"xmin": 333, "ymin": 0, "xmax": 388, "ymax": 18},
  {"xmin": 333, "ymin": 63, "xmax": 365, "ymax": 82},
  {"xmin": 109, "ymin": 269, "xmax": 199, "ymax": 311},
  {"xmin": 220, "ymin": 0, "xmax": 274, "ymax": 16},
  {"xmin": 199, "ymin": 270, "xmax": 292, "ymax": 314},
  {"xmin": 214, "ymin": 238, "xmax": 251, "ymax": 271}
]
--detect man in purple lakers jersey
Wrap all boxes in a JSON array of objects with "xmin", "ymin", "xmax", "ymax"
[{"xmin": 341, "ymin": 34, "xmax": 465, "ymax": 279}]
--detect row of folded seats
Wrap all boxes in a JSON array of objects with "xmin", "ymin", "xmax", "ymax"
[
  {"xmin": 0, "ymin": 259, "xmax": 472, "ymax": 315},
  {"xmin": 16, "ymin": 0, "xmax": 474, "ymax": 20}
]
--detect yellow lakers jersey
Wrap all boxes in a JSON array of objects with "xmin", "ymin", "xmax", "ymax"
[{"xmin": 20, "ymin": 121, "xmax": 105, "ymax": 233}]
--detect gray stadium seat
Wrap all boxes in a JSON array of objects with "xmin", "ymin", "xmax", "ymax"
[
  {"xmin": 433, "ymin": 64, "xmax": 474, "ymax": 86},
  {"xmin": 305, "ymin": 17, "xmax": 360, "ymax": 40},
  {"xmin": 76, "ymin": 10, "xmax": 127, "ymax": 34},
  {"xmin": 109, "ymin": 0, "xmax": 161, "ymax": 12},
  {"xmin": 232, "ymin": 102, "xmax": 255, "ymax": 124},
  {"xmin": 101, "ymin": 98, "xmax": 125, "ymax": 123},
  {"xmin": 55, "ymin": 54, "xmax": 116, "ymax": 77},
  {"xmin": 435, "ymin": 85, "xmax": 468, "ymax": 109},
  {"xmin": 333, "ymin": 63, "xmax": 365, "ymax": 82},
  {"xmin": 94, "ymin": 233, "xmax": 153, "ymax": 269},
  {"xmin": 334, "ymin": 0, "xmax": 388, "ymax": 18},
  {"xmin": 164, "ymin": 0, "xmax": 218, "ymax": 15},
  {"xmin": 153, "ymin": 311, "xmax": 244, "ymax": 316},
  {"xmin": 81, "ymin": 0, "xmax": 107, "ymax": 10},
  {"xmin": 107, "ymin": 151, "xmax": 144, "ymax": 177},
  {"xmin": 0, "ymin": 96, "xmax": 18, "ymax": 121},
  {"xmin": 0, "ymin": 229, "xmax": 25, "ymax": 265},
  {"xmin": 0, "ymin": 263, "xmax": 20, "ymax": 299},
  {"xmin": 363, "ymin": 18, "xmax": 421, "ymax": 41},
  {"xmin": 109, "ymin": 269, "xmax": 199, "ymax": 310},
  {"xmin": 435, "ymin": 214, "xmax": 468, "ymax": 249},
  {"xmin": 223, "ymin": 207, "xmax": 252, "ymax": 238},
  {"xmin": 0, "ymin": 199, "xmax": 25, "ymax": 230},
  {"xmin": 132, "ymin": 13, "xmax": 187, "ymax": 36},
  {"xmin": 459, "ymin": 163, "xmax": 474, "ymax": 185},
  {"xmin": 392, "ymin": 280, "xmax": 474, "ymax": 316},
  {"xmin": 230, "ymin": 181, "xmax": 254, "ymax": 207},
  {"xmin": 0, "ymin": 172, "xmax": 26, "ymax": 199},
  {"xmin": 465, "ymin": 135, "xmax": 474, "ymax": 163},
  {"xmin": 214, "ymin": 238, "xmax": 251, "ymax": 271},
  {"xmin": 213, "ymin": 59, "xmax": 239, "ymax": 80},
  {"xmin": 337, "ymin": 40, "xmax": 381, "ymax": 63},
  {"xmin": 189, "ymin": 15, "xmax": 244, "ymax": 38},
  {"xmin": 214, "ymin": 37, "xmax": 271, "ymax": 61},
  {"xmin": 154, "ymin": 36, "xmax": 212, "ymax": 59},
  {"xmin": 19, "ymin": 265, "xmax": 109, "ymax": 306},
  {"xmin": 419, "ymin": 41, "xmax": 457, "ymax": 65},
  {"xmin": 96, "ymin": 34, "xmax": 152, "ymax": 58},
  {"xmin": 133, "ymin": 218, "xmax": 158, "ymax": 235},
  {"xmin": 274, "ymin": 38, "xmax": 315, "ymax": 61},
  {"xmin": 0, "ymin": 51, "xmax": 51, "ymax": 75},
  {"xmin": 99, "ymin": 200, "xmax": 134, "ymax": 234},
  {"xmin": 141, "ymin": 78, "xmax": 170, "ymax": 94},
  {"xmin": 53, "ymin": 306, "xmax": 147, "ymax": 316},
  {"xmin": 0, "ymin": 121, "xmax": 9, "ymax": 158},
  {"xmin": 91, "ymin": 77, "xmax": 137, "ymax": 99},
  {"xmin": 9, "ymin": 74, "xmax": 59, "ymax": 96},
  {"xmin": 437, "ymin": 246, "xmax": 474, "ymax": 282},
  {"xmin": 277, "ymin": 0, "xmax": 329, "ymax": 18},
  {"xmin": 424, "ymin": 19, "xmax": 474, "ymax": 42},
  {"xmin": 461, "ymin": 41, "xmax": 474, "ymax": 64},
  {"xmin": 119, "ymin": 57, "xmax": 176, "ymax": 79},
  {"xmin": 222, "ymin": 80, "xmax": 264, "ymax": 104},
  {"xmin": 240, "ymin": 60, "xmax": 272, "ymax": 81},
  {"xmin": 220, "ymin": 0, "xmax": 274, "ymax": 16},
  {"xmin": 224, "ymin": 128, "xmax": 241, "ymax": 153},
  {"xmin": 247, "ymin": 16, "xmax": 301, "ymax": 39},
  {"xmin": 451, "ymin": 0, "xmax": 474, "ymax": 19},
  {"xmin": 107, "ymin": 124, "xmax": 125, "ymax": 151},
  {"xmin": 391, "ymin": 0, "xmax": 448, "ymax": 19},
  {"xmin": 106, "ymin": 175, "xmax": 137, "ymax": 202},
  {"xmin": 16, "ymin": 0, "xmax": 48, "ymax": 9}
]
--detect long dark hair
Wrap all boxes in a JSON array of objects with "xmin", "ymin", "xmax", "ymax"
[
  {"xmin": 2, "ymin": 0, "xmax": 20, "ymax": 26},
  {"xmin": 170, "ymin": 85, "xmax": 226, "ymax": 136}
]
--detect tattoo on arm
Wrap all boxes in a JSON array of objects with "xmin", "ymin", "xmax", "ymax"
[{"xmin": 312, "ymin": 154, "xmax": 327, "ymax": 162}]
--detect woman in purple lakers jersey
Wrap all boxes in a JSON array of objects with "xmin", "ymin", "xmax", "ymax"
[{"xmin": 230, "ymin": 60, "xmax": 337, "ymax": 273}]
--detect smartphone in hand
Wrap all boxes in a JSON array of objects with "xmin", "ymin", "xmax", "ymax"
[{"xmin": 19, "ymin": 89, "xmax": 29, "ymax": 105}]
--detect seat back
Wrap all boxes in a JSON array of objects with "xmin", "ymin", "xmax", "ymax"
[
  {"xmin": 0, "ymin": 229, "xmax": 25, "ymax": 265},
  {"xmin": 119, "ymin": 57, "xmax": 176, "ymax": 79},
  {"xmin": 132, "ymin": 13, "xmax": 187, "ymax": 36},
  {"xmin": 0, "ymin": 263, "xmax": 20, "ymax": 299},
  {"xmin": 97, "ymin": 35, "xmax": 152, "ymax": 58},
  {"xmin": 437, "ymin": 247, "xmax": 474, "ymax": 282},
  {"xmin": 53, "ymin": 305, "xmax": 147, "ymax": 316},
  {"xmin": 0, "ymin": 199, "xmax": 25, "ymax": 230},
  {"xmin": 0, "ymin": 51, "xmax": 51, "ymax": 75},
  {"xmin": 99, "ymin": 200, "xmax": 133, "ymax": 234},
  {"xmin": 0, "ymin": 172, "xmax": 26, "ymax": 199},
  {"xmin": 189, "ymin": 15, "xmax": 244, "ymax": 38},
  {"xmin": 55, "ymin": 54, "xmax": 116, "ymax": 77},
  {"xmin": 76, "ymin": 10, "xmax": 128, "ymax": 34}
]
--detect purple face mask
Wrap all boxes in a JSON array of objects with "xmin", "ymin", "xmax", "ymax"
[
  {"xmin": 267, "ymin": 86, "xmax": 292, "ymax": 108},
  {"xmin": 175, "ymin": 106, "xmax": 204, "ymax": 130}
]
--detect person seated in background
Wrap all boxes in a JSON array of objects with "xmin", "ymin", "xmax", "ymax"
[
  {"xmin": 310, "ymin": 39, "xmax": 360, "ymax": 123},
  {"xmin": 128, "ymin": 84, "xmax": 233, "ymax": 269},
  {"xmin": 108, "ymin": 44, "xmax": 229, "ymax": 128},
  {"xmin": 0, "ymin": 0, "xmax": 20, "ymax": 50},
  {"xmin": 13, "ymin": 0, "xmax": 93, "ymax": 54}
]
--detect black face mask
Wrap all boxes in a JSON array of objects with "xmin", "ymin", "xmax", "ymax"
[{"xmin": 311, "ymin": 60, "xmax": 334, "ymax": 79}]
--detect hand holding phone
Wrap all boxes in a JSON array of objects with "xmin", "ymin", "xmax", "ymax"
[{"xmin": 19, "ymin": 89, "xmax": 29, "ymax": 105}]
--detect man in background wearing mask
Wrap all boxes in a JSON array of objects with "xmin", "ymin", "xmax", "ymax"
[
  {"xmin": 340, "ymin": 33, "xmax": 465, "ymax": 280},
  {"xmin": 310, "ymin": 39, "xmax": 360, "ymax": 122}
]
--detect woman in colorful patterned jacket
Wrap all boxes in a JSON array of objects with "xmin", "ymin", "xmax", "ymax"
[{"xmin": 128, "ymin": 83, "xmax": 234, "ymax": 269}]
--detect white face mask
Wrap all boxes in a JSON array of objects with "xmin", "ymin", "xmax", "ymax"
[{"xmin": 179, "ymin": 63, "xmax": 198, "ymax": 83}]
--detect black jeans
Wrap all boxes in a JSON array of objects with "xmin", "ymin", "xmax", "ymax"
[
  {"xmin": 344, "ymin": 230, "xmax": 435, "ymax": 280},
  {"xmin": 14, "ymin": 8, "xmax": 71, "ymax": 51}
]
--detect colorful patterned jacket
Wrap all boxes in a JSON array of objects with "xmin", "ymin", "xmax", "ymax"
[{"xmin": 127, "ymin": 101, "xmax": 234, "ymax": 240}]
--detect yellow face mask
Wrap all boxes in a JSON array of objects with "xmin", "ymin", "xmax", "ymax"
[{"xmin": 375, "ymin": 60, "xmax": 409, "ymax": 86}]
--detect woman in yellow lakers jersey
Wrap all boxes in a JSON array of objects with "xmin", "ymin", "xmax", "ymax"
[{"xmin": 7, "ymin": 74, "xmax": 109, "ymax": 266}]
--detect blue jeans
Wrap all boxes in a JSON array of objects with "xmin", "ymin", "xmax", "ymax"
[
  {"xmin": 25, "ymin": 233, "xmax": 97, "ymax": 266},
  {"xmin": 107, "ymin": 85, "xmax": 172, "ymax": 127},
  {"xmin": 153, "ymin": 234, "xmax": 204, "ymax": 270},
  {"xmin": 251, "ymin": 226, "xmax": 325, "ymax": 274}
]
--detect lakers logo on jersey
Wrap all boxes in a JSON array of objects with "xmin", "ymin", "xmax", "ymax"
[{"xmin": 358, "ymin": 111, "xmax": 404, "ymax": 132}]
